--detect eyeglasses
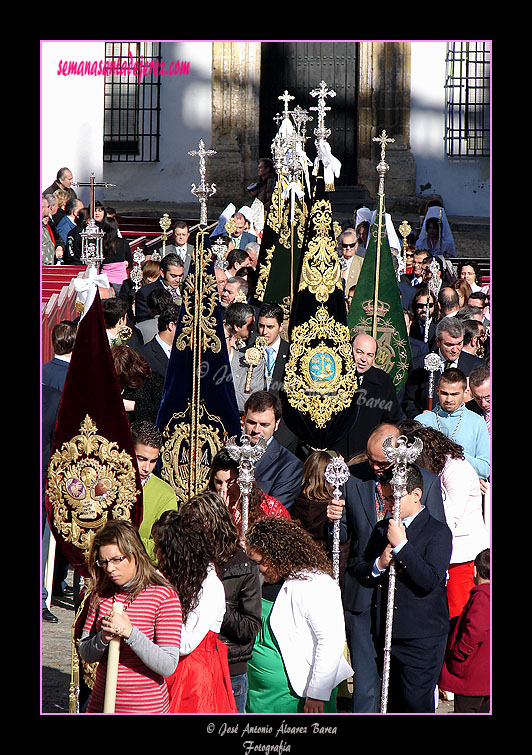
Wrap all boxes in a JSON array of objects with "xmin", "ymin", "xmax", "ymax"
[
  {"xmin": 96, "ymin": 555, "xmax": 127, "ymax": 568},
  {"xmin": 342, "ymin": 242, "xmax": 357, "ymax": 249},
  {"xmin": 414, "ymin": 302, "xmax": 435, "ymax": 309}
]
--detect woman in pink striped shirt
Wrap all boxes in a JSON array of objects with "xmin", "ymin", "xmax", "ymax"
[{"xmin": 79, "ymin": 520, "xmax": 182, "ymax": 714}]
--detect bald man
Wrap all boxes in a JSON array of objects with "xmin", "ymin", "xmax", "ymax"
[
  {"xmin": 332, "ymin": 333, "xmax": 404, "ymax": 462},
  {"xmin": 327, "ymin": 422, "xmax": 446, "ymax": 713}
]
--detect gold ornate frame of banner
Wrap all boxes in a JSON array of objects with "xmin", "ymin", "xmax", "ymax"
[
  {"xmin": 46, "ymin": 414, "xmax": 139, "ymax": 557},
  {"xmin": 284, "ymin": 305, "xmax": 357, "ymax": 428},
  {"xmin": 298, "ymin": 199, "xmax": 342, "ymax": 302},
  {"xmin": 351, "ymin": 299, "xmax": 411, "ymax": 387},
  {"xmin": 159, "ymin": 401, "xmax": 228, "ymax": 505},
  {"xmin": 159, "ymin": 230, "xmax": 227, "ymax": 501}
]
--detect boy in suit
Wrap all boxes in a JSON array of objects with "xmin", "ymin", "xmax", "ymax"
[{"xmin": 353, "ymin": 463, "xmax": 452, "ymax": 713}]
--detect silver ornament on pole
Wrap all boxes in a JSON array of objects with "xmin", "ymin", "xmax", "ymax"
[
  {"xmin": 188, "ymin": 140, "xmax": 217, "ymax": 227},
  {"xmin": 379, "ymin": 434, "xmax": 423, "ymax": 714},
  {"xmin": 324, "ymin": 455, "xmax": 350, "ymax": 583},
  {"xmin": 225, "ymin": 433, "xmax": 267, "ymax": 535},
  {"xmin": 424, "ymin": 351, "xmax": 442, "ymax": 410}
]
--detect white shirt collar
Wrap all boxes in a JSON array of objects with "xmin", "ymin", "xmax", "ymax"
[{"xmin": 155, "ymin": 333, "xmax": 172, "ymax": 358}]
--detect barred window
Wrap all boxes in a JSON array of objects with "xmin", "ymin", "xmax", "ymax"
[
  {"xmin": 445, "ymin": 42, "xmax": 490, "ymax": 157},
  {"xmin": 103, "ymin": 41, "xmax": 161, "ymax": 162}
]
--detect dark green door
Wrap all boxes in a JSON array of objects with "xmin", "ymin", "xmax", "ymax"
[{"xmin": 259, "ymin": 42, "xmax": 358, "ymax": 185}]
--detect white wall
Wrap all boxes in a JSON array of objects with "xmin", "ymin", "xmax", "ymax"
[
  {"xmin": 103, "ymin": 41, "xmax": 213, "ymax": 204},
  {"xmin": 410, "ymin": 41, "xmax": 490, "ymax": 218},
  {"xmin": 41, "ymin": 41, "xmax": 105, "ymax": 207}
]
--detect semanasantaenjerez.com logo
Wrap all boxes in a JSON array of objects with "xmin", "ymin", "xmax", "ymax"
[{"xmin": 57, "ymin": 51, "xmax": 190, "ymax": 78}]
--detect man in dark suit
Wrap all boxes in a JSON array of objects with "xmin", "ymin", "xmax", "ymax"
[
  {"xmin": 402, "ymin": 316, "xmax": 485, "ymax": 418},
  {"xmin": 352, "ymin": 463, "xmax": 452, "ymax": 713},
  {"xmin": 327, "ymin": 423, "xmax": 446, "ymax": 713},
  {"xmin": 134, "ymin": 254, "xmax": 184, "ymax": 323},
  {"xmin": 138, "ymin": 302, "xmax": 180, "ymax": 378},
  {"xmin": 42, "ymin": 321, "xmax": 76, "ymax": 392},
  {"xmin": 256, "ymin": 302, "xmax": 299, "ymax": 453},
  {"xmin": 333, "ymin": 333, "xmax": 404, "ymax": 463},
  {"xmin": 243, "ymin": 391, "xmax": 304, "ymax": 512}
]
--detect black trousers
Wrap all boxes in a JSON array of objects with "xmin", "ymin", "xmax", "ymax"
[
  {"xmin": 454, "ymin": 694, "xmax": 490, "ymax": 713},
  {"xmin": 382, "ymin": 634, "xmax": 448, "ymax": 713}
]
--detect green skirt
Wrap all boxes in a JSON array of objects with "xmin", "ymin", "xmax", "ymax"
[{"xmin": 246, "ymin": 597, "xmax": 337, "ymax": 714}]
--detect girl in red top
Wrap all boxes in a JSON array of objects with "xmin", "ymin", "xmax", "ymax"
[
  {"xmin": 79, "ymin": 520, "xmax": 182, "ymax": 714},
  {"xmin": 208, "ymin": 449, "xmax": 290, "ymax": 534}
]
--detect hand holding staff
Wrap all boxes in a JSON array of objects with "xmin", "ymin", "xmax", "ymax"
[
  {"xmin": 324, "ymin": 455, "xmax": 350, "ymax": 583},
  {"xmin": 103, "ymin": 601, "xmax": 126, "ymax": 713}
]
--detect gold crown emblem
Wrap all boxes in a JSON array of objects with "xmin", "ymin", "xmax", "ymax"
[{"xmin": 361, "ymin": 299, "xmax": 390, "ymax": 318}]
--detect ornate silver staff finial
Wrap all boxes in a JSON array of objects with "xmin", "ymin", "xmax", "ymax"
[
  {"xmin": 428, "ymin": 257, "xmax": 442, "ymax": 297},
  {"xmin": 130, "ymin": 249, "xmax": 146, "ymax": 292},
  {"xmin": 211, "ymin": 236, "xmax": 229, "ymax": 270},
  {"xmin": 188, "ymin": 140, "xmax": 217, "ymax": 227},
  {"xmin": 379, "ymin": 433, "xmax": 423, "ymax": 713},
  {"xmin": 424, "ymin": 352, "xmax": 442, "ymax": 410},
  {"xmin": 79, "ymin": 218, "xmax": 104, "ymax": 268},
  {"xmin": 372, "ymin": 130, "xmax": 395, "ymax": 197},
  {"xmin": 324, "ymin": 455, "xmax": 350, "ymax": 583},
  {"xmin": 310, "ymin": 80, "xmax": 336, "ymax": 142},
  {"xmin": 225, "ymin": 433, "xmax": 267, "ymax": 535}
]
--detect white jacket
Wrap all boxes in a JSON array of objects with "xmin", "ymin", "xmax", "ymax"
[
  {"xmin": 269, "ymin": 571, "xmax": 353, "ymax": 701},
  {"xmin": 441, "ymin": 457, "xmax": 489, "ymax": 565}
]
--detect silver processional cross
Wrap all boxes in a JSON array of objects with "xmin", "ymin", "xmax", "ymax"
[
  {"xmin": 71, "ymin": 171, "xmax": 116, "ymax": 221},
  {"xmin": 188, "ymin": 140, "xmax": 217, "ymax": 227}
]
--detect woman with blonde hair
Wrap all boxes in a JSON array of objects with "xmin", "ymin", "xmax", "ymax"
[{"xmin": 78, "ymin": 520, "xmax": 182, "ymax": 713}]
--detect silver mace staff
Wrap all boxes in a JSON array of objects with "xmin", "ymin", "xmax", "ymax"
[
  {"xmin": 379, "ymin": 434, "xmax": 423, "ymax": 713},
  {"xmin": 424, "ymin": 351, "xmax": 442, "ymax": 411},
  {"xmin": 225, "ymin": 433, "xmax": 267, "ymax": 535},
  {"xmin": 324, "ymin": 455, "xmax": 350, "ymax": 583}
]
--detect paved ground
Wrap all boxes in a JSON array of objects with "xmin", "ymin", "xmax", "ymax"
[{"xmin": 41, "ymin": 569, "xmax": 453, "ymax": 715}]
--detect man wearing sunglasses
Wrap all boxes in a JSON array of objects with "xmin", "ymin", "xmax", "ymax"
[{"xmin": 338, "ymin": 230, "xmax": 363, "ymax": 295}]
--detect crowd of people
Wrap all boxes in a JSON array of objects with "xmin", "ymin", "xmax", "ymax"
[{"xmin": 42, "ymin": 165, "xmax": 491, "ymax": 715}]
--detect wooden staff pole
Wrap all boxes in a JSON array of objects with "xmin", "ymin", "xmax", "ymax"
[{"xmin": 103, "ymin": 601, "xmax": 124, "ymax": 713}]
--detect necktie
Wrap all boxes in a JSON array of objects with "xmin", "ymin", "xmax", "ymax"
[
  {"xmin": 265, "ymin": 347, "xmax": 275, "ymax": 388},
  {"xmin": 485, "ymin": 412, "xmax": 490, "ymax": 434}
]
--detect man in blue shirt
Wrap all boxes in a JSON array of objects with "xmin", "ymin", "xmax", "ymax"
[{"xmin": 415, "ymin": 367, "xmax": 490, "ymax": 481}]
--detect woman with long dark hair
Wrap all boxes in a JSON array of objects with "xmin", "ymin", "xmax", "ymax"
[
  {"xmin": 180, "ymin": 491, "xmax": 262, "ymax": 712},
  {"xmin": 78, "ymin": 520, "xmax": 181, "ymax": 713},
  {"xmin": 152, "ymin": 506, "xmax": 237, "ymax": 713},
  {"xmin": 111, "ymin": 344, "xmax": 164, "ymax": 424},
  {"xmin": 245, "ymin": 516, "xmax": 353, "ymax": 713},
  {"xmin": 101, "ymin": 216, "xmax": 133, "ymax": 295}
]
